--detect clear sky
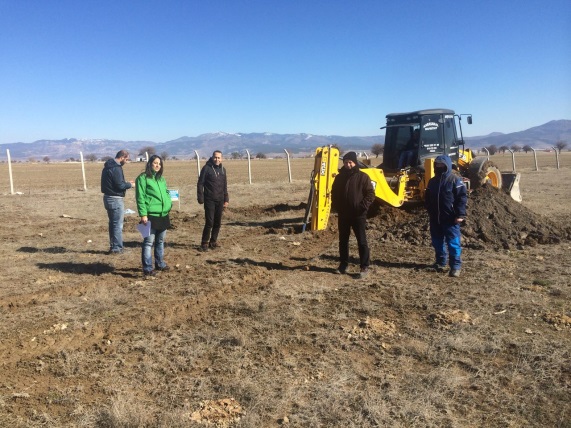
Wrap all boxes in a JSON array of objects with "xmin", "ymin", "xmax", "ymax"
[{"xmin": 0, "ymin": 0, "xmax": 569, "ymax": 144}]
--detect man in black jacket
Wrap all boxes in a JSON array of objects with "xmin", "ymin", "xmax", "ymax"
[
  {"xmin": 101, "ymin": 150, "xmax": 135, "ymax": 254},
  {"xmin": 331, "ymin": 152, "xmax": 376, "ymax": 279},
  {"xmin": 197, "ymin": 150, "xmax": 229, "ymax": 251}
]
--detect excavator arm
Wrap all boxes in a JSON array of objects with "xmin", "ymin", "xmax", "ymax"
[
  {"xmin": 309, "ymin": 146, "xmax": 339, "ymax": 231},
  {"xmin": 360, "ymin": 168, "xmax": 407, "ymax": 207},
  {"xmin": 306, "ymin": 146, "xmax": 409, "ymax": 231}
]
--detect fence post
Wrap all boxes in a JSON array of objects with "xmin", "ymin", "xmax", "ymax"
[
  {"xmin": 284, "ymin": 149, "xmax": 292, "ymax": 183},
  {"xmin": 483, "ymin": 147, "xmax": 490, "ymax": 160},
  {"xmin": 530, "ymin": 148, "xmax": 539, "ymax": 171},
  {"xmin": 194, "ymin": 150, "xmax": 200, "ymax": 178},
  {"xmin": 552, "ymin": 147, "xmax": 560, "ymax": 169},
  {"xmin": 245, "ymin": 150, "xmax": 252, "ymax": 184},
  {"xmin": 80, "ymin": 152, "xmax": 87, "ymax": 190},
  {"xmin": 7, "ymin": 149, "xmax": 14, "ymax": 195},
  {"xmin": 507, "ymin": 149, "xmax": 516, "ymax": 172}
]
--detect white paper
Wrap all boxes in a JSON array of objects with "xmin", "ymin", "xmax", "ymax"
[{"xmin": 137, "ymin": 221, "xmax": 151, "ymax": 238}]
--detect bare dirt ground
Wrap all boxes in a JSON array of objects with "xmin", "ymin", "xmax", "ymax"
[{"xmin": 0, "ymin": 153, "xmax": 570, "ymax": 427}]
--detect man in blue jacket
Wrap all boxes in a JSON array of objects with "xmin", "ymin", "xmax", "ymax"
[
  {"xmin": 101, "ymin": 150, "xmax": 135, "ymax": 254},
  {"xmin": 425, "ymin": 155, "xmax": 467, "ymax": 277}
]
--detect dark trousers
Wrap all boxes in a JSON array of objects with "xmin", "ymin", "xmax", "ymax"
[
  {"xmin": 201, "ymin": 199, "xmax": 224, "ymax": 244},
  {"xmin": 338, "ymin": 215, "xmax": 370, "ymax": 269}
]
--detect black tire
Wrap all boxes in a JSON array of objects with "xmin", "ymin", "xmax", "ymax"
[{"xmin": 468, "ymin": 157, "xmax": 503, "ymax": 189}]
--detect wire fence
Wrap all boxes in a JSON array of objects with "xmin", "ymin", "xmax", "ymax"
[{"xmin": 1, "ymin": 150, "xmax": 569, "ymax": 195}]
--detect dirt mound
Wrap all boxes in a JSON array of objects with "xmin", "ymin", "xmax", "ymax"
[
  {"xmin": 190, "ymin": 398, "xmax": 244, "ymax": 426},
  {"xmin": 367, "ymin": 185, "xmax": 570, "ymax": 250},
  {"xmin": 463, "ymin": 185, "xmax": 570, "ymax": 249},
  {"xmin": 366, "ymin": 202, "xmax": 429, "ymax": 245}
]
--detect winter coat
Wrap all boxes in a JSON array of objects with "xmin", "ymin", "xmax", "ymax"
[
  {"xmin": 135, "ymin": 172, "xmax": 172, "ymax": 218},
  {"xmin": 197, "ymin": 159, "xmax": 229, "ymax": 204},
  {"xmin": 101, "ymin": 159, "xmax": 132, "ymax": 197},
  {"xmin": 331, "ymin": 166, "xmax": 375, "ymax": 219},
  {"xmin": 425, "ymin": 155, "xmax": 467, "ymax": 225}
]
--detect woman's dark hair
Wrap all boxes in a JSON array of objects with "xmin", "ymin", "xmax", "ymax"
[{"xmin": 145, "ymin": 155, "xmax": 164, "ymax": 178}]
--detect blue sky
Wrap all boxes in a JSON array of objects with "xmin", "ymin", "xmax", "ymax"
[{"xmin": 0, "ymin": 0, "xmax": 569, "ymax": 144}]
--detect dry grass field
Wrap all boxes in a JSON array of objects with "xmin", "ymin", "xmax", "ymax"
[{"xmin": 0, "ymin": 151, "xmax": 570, "ymax": 427}]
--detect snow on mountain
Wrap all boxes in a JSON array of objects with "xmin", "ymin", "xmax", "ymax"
[{"xmin": 1, "ymin": 120, "xmax": 568, "ymax": 160}]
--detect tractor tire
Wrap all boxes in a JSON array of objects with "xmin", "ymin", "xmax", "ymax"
[{"xmin": 468, "ymin": 157, "xmax": 503, "ymax": 189}]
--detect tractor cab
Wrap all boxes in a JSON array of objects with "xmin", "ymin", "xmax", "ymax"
[{"xmin": 381, "ymin": 109, "xmax": 468, "ymax": 171}]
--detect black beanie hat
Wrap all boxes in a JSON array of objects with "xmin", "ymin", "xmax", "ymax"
[{"xmin": 342, "ymin": 151, "xmax": 358, "ymax": 163}]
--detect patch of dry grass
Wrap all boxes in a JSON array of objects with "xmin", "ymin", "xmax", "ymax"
[{"xmin": 0, "ymin": 161, "xmax": 570, "ymax": 427}]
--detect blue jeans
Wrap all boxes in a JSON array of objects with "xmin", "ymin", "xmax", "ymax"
[
  {"xmin": 103, "ymin": 195, "xmax": 124, "ymax": 252},
  {"xmin": 398, "ymin": 150, "xmax": 415, "ymax": 169},
  {"xmin": 142, "ymin": 228, "xmax": 167, "ymax": 273},
  {"xmin": 430, "ymin": 222, "xmax": 462, "ymax": 270}
]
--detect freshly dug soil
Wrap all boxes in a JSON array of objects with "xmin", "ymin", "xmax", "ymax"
[{"xmin": 366, "ymin": 184, "xmax": 570, "ymax": 250}]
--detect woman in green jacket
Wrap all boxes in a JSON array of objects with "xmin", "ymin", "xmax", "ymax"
[{"xmin": 135, "ymin": 155, "xmax": 172, "ymax": 276}]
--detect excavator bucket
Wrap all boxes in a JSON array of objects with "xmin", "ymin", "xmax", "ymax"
[{"xmin": 501, "ymin": 172, "xmax": 522, "ymax": 202}]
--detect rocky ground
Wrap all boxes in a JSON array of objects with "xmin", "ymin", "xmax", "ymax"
[{"xmin": 0, "ymin": 160, "xmax": 569, "ymax": 427}]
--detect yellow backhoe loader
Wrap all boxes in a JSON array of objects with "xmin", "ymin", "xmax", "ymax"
[{"xmin": 302, "ymin": 109, "xmax": 522, "ymax": 232}]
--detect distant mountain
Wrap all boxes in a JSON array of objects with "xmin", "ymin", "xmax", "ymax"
[
  {"xmin": 0, "ymin": 133, "xmax": 380, "ymax": 161},
  {"xmin": 160, "ymin": 132, "xmax": 379, "ymax": 159},
  {"xmin": 464, "ymin": 120, "xmax": 571, "ymax": 150},
  {"xmin": 1, "ymin": 120, "xmax": 569, "ymax": 161},
  {"xmin": 0, "ymin": 138, "xmax": 156, "ymax": 161}
]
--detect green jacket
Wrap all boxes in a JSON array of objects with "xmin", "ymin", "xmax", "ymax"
[{"xmin": 135, "ymin": 172, "xmax": 172, "ymax": 217}]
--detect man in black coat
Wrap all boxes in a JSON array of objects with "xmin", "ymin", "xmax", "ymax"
[
  {"xmin": 197, "ymin": 150, "xmax": 229, "ymax": 251},
  {"xmin": 101, "ymin": 150, "xmax": 134, "ymax": 254},
  {"xmin": 331, "ymin": 151, "xmax": 376, "ymax": 278}
]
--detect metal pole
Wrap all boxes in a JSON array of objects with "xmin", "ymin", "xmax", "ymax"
[
  {"xmin": 552, "ymin": 147, "xmax": 560, "ymax": 169},
  {"xmin": 145, "ymin": 151, "xmax": 149, "ymax": 162},
  {"xmin": 194, "ymin": 150, "xmax": 200, "ymax": 178},
  {"xmin": 284, "ymin": 149, "xmax": 292, "ymax": 183},
  {"xmin": 245, "ymin": 150, "xmax": 252, "ymax": 184},
  {"xmin": 507, "ymin": 149, "xmax": 516, "ymax": 172},
  {"xmin": 80, "ymin": 151, "xmax": 87, "ymax": 190},
  {"xmin": 531, "ymin": 148, "xmax": 538, "ymax": 171},
  {"xmin": 7, "ymin": 149, "xmax": 14, "ymax": 195},
  {"xmin": 483, "ymin": 147, "xmax": 489, "ymax": 160}
]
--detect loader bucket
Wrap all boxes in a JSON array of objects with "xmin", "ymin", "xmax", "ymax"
[{"xmin": 501, "ymin": 172, "xmax": 522, "ymax": 202}]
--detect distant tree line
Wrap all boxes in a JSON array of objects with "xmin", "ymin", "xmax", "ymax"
[{"xmin": 481, "ymin": 140, "xmax": 567, "ymax": 155}]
